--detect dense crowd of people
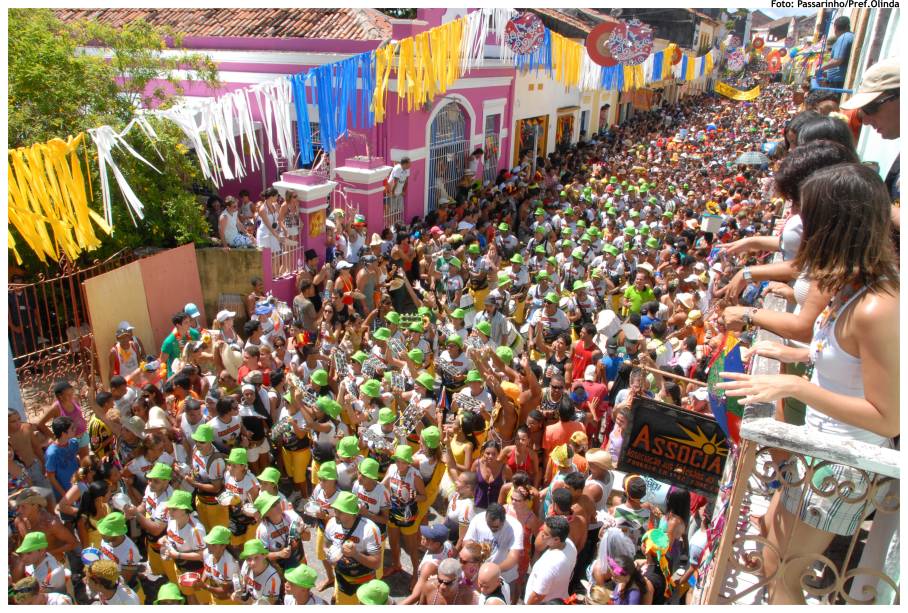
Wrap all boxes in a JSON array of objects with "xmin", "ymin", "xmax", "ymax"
[{"xmin": 8, "ymin": 55, "xmax": 900, "ymax": 606}]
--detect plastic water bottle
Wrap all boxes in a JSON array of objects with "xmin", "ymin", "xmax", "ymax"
[{"xmin": 323, "ymin": 279, "xmax": 334, "ymax": 304}]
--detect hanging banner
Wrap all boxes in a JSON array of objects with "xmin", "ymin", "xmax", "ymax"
[
  {"xmin": 618, "ymin": 397, "xmax": 729, "ymax": 497},
  {"xmin": 586, "ymin": 21, "xmax": 620, "ymax": 67},
  {"xmin": 715, "ymin": 82, "xmax": 761, "ymax": 101}
]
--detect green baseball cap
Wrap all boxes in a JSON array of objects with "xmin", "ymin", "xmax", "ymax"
[
  {"xmin": 573, "ymin": 280, "xmax": 589, "ymax": 291},
  {"xmin": 421, "ymin": 426, "xmax": 441, "ymax": 449},
  {"xmin": 535, "ymin": 207, "xmax": 546, "ymax": 215},
  {"xmin": 446, "ymin": 334, "xmax": 464, "ymax": 348},
  {"xmin": 16, "ymin": 531, "xmax": 48, "ymax": 554},
  {"xmin": 603, "ymin": 244, "xmax": 619, "ymax": 256},
  {"xmin": 337, "ymin": 436, "xmax": 361, "ymax": 459},
  {"xmin": 624, "ymin": 227, "xmax": 636, "ymax": 237},
  {"xmin": 192, "ymin": 423, "xmax": 215, "ymax": 443},
  {"xmin": 391, "ymin": 444, "xmax": 414, "ymax": 463},
  {"xmin": 571, "ymin": 248, "xmax": 584, "ymax": 260},
  {"xmin": 547, "ymin": 256, "xmax": 557, "ymax": 266},
  {"xmin": 316, "ymin": 396, "xmax": 342, "ymax": 419},
  {"xmin": 373, "ymin": 327, "xmax": 391, "ymax": 341},
  {"xmin": 580, "ymin": 233, "xmax": 591, "ymax": 243},
  {"xmin": 468, "ymin": 244, "xmax": 481, "ymax": 255},
  {"xmin": 629, "ymin": 210, "xmax": 640, "ymax": 218},
  {"xmin": 495, "ymin": 346, "xmax": 514, "ymax": 365},
  {"xmin": 407, "ymin": 348, "xmax": 425, "ymax": 364},
  {"xmin": 318, "ymin": 461, "xmax": 338, "ymax": 480},
  {"xmin": 357, "ymin": 579, "xmax": 390, "ymax": 605},
  {"xmin": 448, "ymin": 256, "xmax": 462, "ymax": 269},
  {"xmin": 564, "ymin": 207, "xmax": 574, "ymax": 215},
  {"xmin": 418, "ymin": 306, "xmax": 432, "ymax": 319},
  {"xmin": 352, "ymin": 350, "xmax": 369, "ymax": 364},
  {"xmin": 476, "ymin": 321, "xmax": 492, "ymax": 336},
  {"xmin": 378, "ymin": 407, "xmax": 396, "ymax": 425},
  {"xmin": 166, "ymin": 490, "xmax": 194, "ymax": 511},
  {"xmin": 253, "ymin": 491, "xmax": 280, "ymax": 516},
  {"xmin": 257, "ymin": 466, "xmax": 281, "ymax": 484},
  {"xmin": 646, "ymin": 237, "xmax": 660, "ymax": 249},
  {"xmin": 147, "ymin": 462, "xmax": 173, "ymax": 481},
  {"xmin": 561, "ymin": 227, "xmax": 572, "ymax": 237},
  {"xmin": 154, "ymin": 583, "xmax": 185, "ymax": 604},
  {"xmin": 360, "ymin": 379, "xmax": 382, "ymax": 398},
  {"xmin": 285, "ymin": 564, "xmax": 318, "ymax": 590},
  {"xmin": 607, "ymin": 207, "xmax": 617, "ymax": 216},
  {"xmin": 227, "ymin": 448, "xmax": 248, "ymax": 465},
  {"xmin": 545, "ymin": 292, "xmax": 560, "ymax": 304},
  {"xmin": 331, "ymin": 491, "xmax": 361, "ymax": 515},
  {"xmin": 358, "ymin": 457, "xmax": 380, "ymax": 480},
  {"xmin": 577, "ymin": 220, "xmax": 587, "ymax": 229},
  {"xmin": 451, "ymin": 308, "xmax": 466, "ymax": 319},
  {"xmin": 204, "ymin": 525, "xmax": 232, "ymax": 545},
  {"xmin": 465, "ymin": 370, "xmax": 482, "ymax": 383},
  {"xmin": 663, "ymin": 211, "xmax": 674, "ymax": 219},
  {"xmin": 536, "ymin": 270, "xmax": 549, "ymax": 281},
  {"xmin": 510, "ymin": 253, "xmax": 524, "ymax": 265},
  {"xmin": 408, "ymin": 321, "xmax": 425, "ymax": 333},
  {"xmin": 497, "ymin": 273, "xmax": 511, "ymax": 288},
  {"xmin": 498, "ymin": 222, "xmax": 509, "ymax": 232},
  {"xmin": 534, "ymin": 244, "xmax": 546, "ymax": 254},
  {"xmin": 416, "ymin": 372, "xmax": 436, "ymax": 390},
  {"xmin": 240, "ymin": 539, "xmax": 269, "ymax": 560},
  {"xmin": 385, "ymin": 311, "xmax": 401, "ymax": 325},
  {"xmin": 98, "ymin": 511, "xmax": 127, "ymax": 536},
  {"xmin": 648, "ymin": 197, "xmax": 658, "ymax": 205},
  {"xmin": 640, "ymin": 225, "xmax": 650, "ymax": 235},
  {"xmin": 588, "ymin": 227, "xmax": 601, "ymax": 237},
  {"xmin": 310, "ymin": 369, "xmax": 329, "ymax": 387},
  {"xmin": 610, "ymin": 176, "xmax": 618, "ymax": 184}
]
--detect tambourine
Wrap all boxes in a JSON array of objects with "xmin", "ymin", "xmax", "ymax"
[
  {"xmin": 217, "ymin": 491, "xmax": 241, "ymax": 506},
  {"xmin": 179, "ymin": 571, "xmax": 202, "ymax": 594},
  {"xmin": 327, "ymin": 542, "xmax": 344, "ymax": 564},
  {"xmin": 110, "ymin": 492, "xmax": 132, "ymax": 511},
  {"xmin": 81, "ymin": 547, "xmax": 102, "ymax": 565}
]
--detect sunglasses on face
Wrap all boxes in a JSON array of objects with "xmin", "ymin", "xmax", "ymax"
[
  {"xmin": 438, "ymin": 577, "xmax": 457, "ymax": 586},
  {"xmin": 862, "ymin": 94, "xmax": 898, "ymax": 116}
]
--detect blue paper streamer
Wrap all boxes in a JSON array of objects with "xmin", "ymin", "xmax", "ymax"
[
  {"xmin": 681, "ymin": 54, "xmax": 688, "ymax": 79},
  {"xmin": 651, "ymin": 51, "xmax": 663, "ymax": 82},
  {"xmin": 600, "ymin": 65, "xmax": 624, "ymax": 91},
  {"xmin": 514, "ymin": 28, "xmax": 552, "ymax": 77},
  {"xmin": 290, "ymin": 72, "xmax": 314, "ymax": 166}
]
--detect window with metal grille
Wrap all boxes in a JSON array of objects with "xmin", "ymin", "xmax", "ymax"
[
  {"xmin": 290, "ymin": 120, "xmax": 329, "ymax": 172},
  {"xmin": 427, "ymin": 101, "xmax": 468, "ymax": 213},
  {"xmin": 483, "ymin": 113, "xmax": 501, "ymax": 184}
]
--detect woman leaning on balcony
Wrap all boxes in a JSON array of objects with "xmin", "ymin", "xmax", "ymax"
[{"xmin": 718, "ymin": 162, "xmax": 899, "ymax": 605}]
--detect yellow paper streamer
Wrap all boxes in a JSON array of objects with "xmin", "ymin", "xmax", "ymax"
[
  {"xmin": 372, "ymin": 42, "xmax": 397, "ymax": 123},
  {"xmin": 662, "ymin": 44, "xmax": 677, "ymax": 81},
  {"xmin": 8, "ymin": 134, "xmax": 111, "ymax": 264}
]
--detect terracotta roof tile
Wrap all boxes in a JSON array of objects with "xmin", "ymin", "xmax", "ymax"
[{"xmin": 54, "ymin": 8, "xmax": 391, "ymax": 41}]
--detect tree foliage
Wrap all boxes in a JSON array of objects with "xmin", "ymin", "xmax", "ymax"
[{"xmin": 8, "ymin": 9, "xmax": 221, "ymax": 272}]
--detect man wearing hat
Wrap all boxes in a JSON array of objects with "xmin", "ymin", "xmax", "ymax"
[
  {"xmin": 160, "ymin": 311, "xmax": 201, "ymax": 377},
  {"xmin": 160, "ymin": 490, "xmax": 206, "ymax": 593},
  {"xmin": 85, "ymin": 559, "xmax": 141, "ymax": 604},
  {"xmin": 199, "ymin": 525, "xmax": 238, "ymax": 605},
  {"xmin": 284, "ymin": 564, "xmax": 326, "ymax": 605},
  {"xmin": 402, "ymin": 522, "xmax": 453, "ymax": 604},
  {"xmin": 357, "ymin": 578, "xmax": 392, "ymax": 605},
  {"xmin": 236, "ymin": 539, "xmax": 281, "ymax": 604},
  {"xmin": 97, "ymin": 511, "xmax": 146, "ymax": 598},
  {"xmin": 323, "ymin": 491, "xmax": 383, "ymax": 604},
  {"xmin": 154, "ymin": 582, "xmax": 186, "ymax": 604},
  {"xmin": 841, "ymin": 56, "xmax": 900, "ymax": 215},
  {"xmin": 254, "ymin": 491, "xmax": 307, "ymax": 572},
  {"xmin": 11, "ymin": 487, "xmax": 78, "ymax": 564},
  {"xmin": 108, "ymin": 321, "xmax": 142, "ymax": 379},
  {"xmin": 12, "ymin": 531, "xmax": 68, "ymax": 594}
]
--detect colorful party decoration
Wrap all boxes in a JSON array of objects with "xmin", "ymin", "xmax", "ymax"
[
  {"xmin": 714, "ymin": 82, "xmax": 761, "ymax": 101},
  {"xmin": 752, "ymin": 37, "xmax": 765, "ymax": 51},
  {"xmin": 586, "ymin": 21, "xmax": 620, "ymax": 67},
  {"xmin": 504, "ymin": 12, "xmax": 545, "ymax": 55},
  {"xmin": 606, "ymin": 18, "xmax": 654, "ymax": 66},
  {"xmin": 727, "ymin": 49, "xmax": 745, "ymax": 72}
]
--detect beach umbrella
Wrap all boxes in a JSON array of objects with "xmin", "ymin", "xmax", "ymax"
[{"xmin": 734, "ymin": 151, "xmax": 770, "ymax": 166}]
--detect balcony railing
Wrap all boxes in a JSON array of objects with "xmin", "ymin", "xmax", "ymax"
[{"xmin": 697, "ymin": 292, "xmax": 900, "ymax": 605}]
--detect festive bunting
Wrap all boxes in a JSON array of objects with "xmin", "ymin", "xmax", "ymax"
[
  {"xmin": 714, "ymin": 82, "xmax": 761, "ymax": 101},
  {"xmin": 8, "ymin": 134, "xmax": 110, "ymax": 263},
  {"xmin": 706, "ymin": 333, "xmax": 745, "ymax": 445},
  {"xmin": 289, "ymin": 73, "xmax": 315, "ymax": 165}
]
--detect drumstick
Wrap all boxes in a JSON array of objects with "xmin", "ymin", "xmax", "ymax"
[{"xmin": 636, "ymin": 363, "xmax": 702, "ymax": 387}]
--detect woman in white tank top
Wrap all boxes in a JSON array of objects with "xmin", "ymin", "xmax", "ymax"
[{"xmin": 718, "ymin": 163, "xmax": 899, "ymax": 604}]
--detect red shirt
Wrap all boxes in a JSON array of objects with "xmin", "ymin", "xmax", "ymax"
[
  {"xmin": 570, "ymin": 339, "xmax": 594, "ymax": 383},
  {"xmin": 543, "ymin": 421, "xmax": 585, "ymax": 455}
]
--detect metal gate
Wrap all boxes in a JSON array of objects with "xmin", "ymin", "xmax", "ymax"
[
  {"xmin": 427, "ymin": 101, "xmax": 468, "ymax": 213},
  {"xmin": 9, "ymin": 249, "xmax": 135, "ymax": 417}
]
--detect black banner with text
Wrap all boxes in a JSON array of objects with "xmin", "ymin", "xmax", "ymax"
[{"xmin": 618, "ymin": 396, "xmax": 729, "ymax": 497}]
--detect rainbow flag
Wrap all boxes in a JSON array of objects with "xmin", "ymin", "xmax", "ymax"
[{"xmin": 706, "ymin": 332, "xmax": 745, "ymax": 445}]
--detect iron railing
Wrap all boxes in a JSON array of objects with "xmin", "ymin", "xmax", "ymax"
[
  {"xmin": 697, "ymin": 292, "xmax": 900, "ymax": 605},
  {"xmin": 9, "ymin": 249, "xmax": 137, "ymax": 417}
]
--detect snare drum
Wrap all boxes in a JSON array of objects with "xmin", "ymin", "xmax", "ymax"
[{"xmin": 178, "ymin": 571, "xmax": 202, "ymax": 595}]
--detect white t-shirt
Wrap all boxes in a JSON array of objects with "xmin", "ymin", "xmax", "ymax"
[
  {"xmin": 524, "ymin": 539, "xmax": 578, "ymax": 603},
  {"xmin": 464, "ymin": 512, "xmax": 525, "ymax": 582},
  {"xmin": 206, "ymin": 415, "xmax": 243, "ymax": 447},
  {"xmin": 101, "ymin": 582, "xmax": 141, "ymax": 604},
  {"xmin": 323, "ymin": 516, "xmax": 382, "ymax": 558},
  {"xmin": 446, "ymin": 491, "xmax": 476, "ymax": 528},
  {"xmin": 352, "ymin": 481, "xmax": 391, "ymax": 518},
  {"xmin": 389, "ymin": 164, "xmax": 410, "ymax": 196},
  {"xmin": 100, "ymin": 536, "xmax": 143, "ymax": 570},
  {"xmin": 143, "ymin": 485, "xmax": 173, "ymax": 523},
  {"xmin": 26, "ymin": 552, "xmax": 67, "ymax": 592},
  {"xmin": 779, "ymin": 214, "xmax": 803, "ymax": 261},
  {"xmin": 240, "ymin": 560, "xmax": 281, "ymax": 602},
  {"xmin": 166, "ymin": 517, "xmax": 207, "ymax": 554},
  {"xmin": 224, "ymin": 471, "xmax": 259, "ymax": 503},
  {"xmin": 203, "ymin": 549, "xmax": 239, "ymax": 587}
]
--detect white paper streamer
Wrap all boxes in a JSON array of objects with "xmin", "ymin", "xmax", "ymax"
[
  {"xmin": 88, "ymin": 116, "xmax": 163, "ymax": 228},
  {"xmin": 250, "ymin": 77, "xmax": 296, "ymax": 169}
]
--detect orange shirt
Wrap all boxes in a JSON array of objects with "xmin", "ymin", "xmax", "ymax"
[{"xmin": 543, "ymin": 421, "xmax": 585, "ymax": 455}]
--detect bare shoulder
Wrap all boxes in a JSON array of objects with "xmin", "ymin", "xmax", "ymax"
[{"xmin": 853, "ymin": 287, "xmax": 899, "ymax": 325}]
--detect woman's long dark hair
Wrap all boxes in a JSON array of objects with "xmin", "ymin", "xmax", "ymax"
[
  {"xmin": 666, "ymin": 486, "xmax": 691, "ymax": 527},
  {"xmin": 77, "ymin": 480, "xmax": 110, "ymax": 520},
  {"xmin": 795, "ymin": 163, "xmax": 899, "ymax": 295}
]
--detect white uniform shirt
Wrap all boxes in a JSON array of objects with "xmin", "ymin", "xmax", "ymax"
[
  {"xmin": 464, "ymin": 512, "xmax": 525, "ymax": 582},
  {"xmin": 524, "ymin": 539, "xmax": 578, "ymax": 602}
]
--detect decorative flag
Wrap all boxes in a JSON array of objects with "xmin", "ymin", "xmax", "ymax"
[
  {"xmin": 706, "ymin": 332, "xmax": 745, "ymax": 445},
  {"xmin": 504, "ymin": 12, "xmax": 545, "ymax": 55}
]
